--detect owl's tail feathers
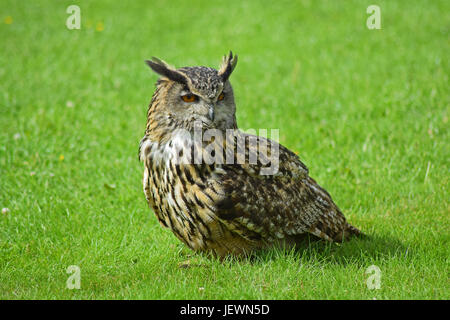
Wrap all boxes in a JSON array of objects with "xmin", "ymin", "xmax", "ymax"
[
  {"xmin": 338, "ymin": 223, "xmax": 366, "ymax": 242},
  {"xmin": 308, "ymin": 222, "xmax": 365, "ymax": 243}
]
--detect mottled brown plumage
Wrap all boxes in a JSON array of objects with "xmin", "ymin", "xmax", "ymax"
[{"xmin": 139, "ymin": 52, "xmax": 362, "ymax": 258}]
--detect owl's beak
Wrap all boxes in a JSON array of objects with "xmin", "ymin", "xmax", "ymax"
[{"xmin": 208, "ymin": 105, "xmax": 215, "ymax": 122}]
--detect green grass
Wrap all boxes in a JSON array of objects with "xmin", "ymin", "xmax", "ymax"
[{"xmin": 0, "ymin": 0, "xmax": 448, "ymax": 299}]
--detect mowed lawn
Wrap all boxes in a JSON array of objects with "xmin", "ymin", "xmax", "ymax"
[{"xmin": 0, "ymin": 0, "xmax": 448, "ymax": 299}]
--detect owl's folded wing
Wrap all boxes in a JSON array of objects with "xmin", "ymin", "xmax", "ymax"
[{"xmin": 214, "ymin": 135, "xmax": 361, "ymax": 242}]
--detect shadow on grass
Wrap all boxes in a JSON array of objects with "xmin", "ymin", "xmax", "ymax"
[
  {"xmin": 178, "ymin": 232, "xmax": 411, "ymax": 268},
  {"xmin": 246, "ymin": 233, "xmax": 410, "ymax": 267}
]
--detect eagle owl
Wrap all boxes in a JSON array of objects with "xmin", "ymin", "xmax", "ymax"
[{"xmin": 139, "ymin": 52, "xmax": 362, "ymax": 258}]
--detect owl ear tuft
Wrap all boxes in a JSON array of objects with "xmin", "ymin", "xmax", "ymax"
[
  {"xmin": 218, "ymin": 51, "xmax": 238, "ymax": 82},
  {"xmin": 145, "ymin": 57, "xmax": 188, "ymax": 85}
]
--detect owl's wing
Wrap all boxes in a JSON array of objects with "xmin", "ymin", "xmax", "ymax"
[{"xmin": 214, "ymin": 133, "xmax": 361, "ymax": 243}]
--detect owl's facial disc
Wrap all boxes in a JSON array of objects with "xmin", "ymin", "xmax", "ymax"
[{"xmin": 179, "ymin": 88, "xmax": 217, "ymax": 123}]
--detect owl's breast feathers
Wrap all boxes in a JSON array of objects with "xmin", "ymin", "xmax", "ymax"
[{"xmin": 140, "ymin": 130, "xmax": 362, "ymax": 257}]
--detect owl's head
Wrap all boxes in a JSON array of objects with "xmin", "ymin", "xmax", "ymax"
[{"xmin": 145, "ymin": 52, "xmax": 238, "ymax": 136}]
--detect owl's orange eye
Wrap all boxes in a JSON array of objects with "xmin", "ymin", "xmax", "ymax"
[
  {"xmin": 181, "ymin": 94, "xmax": 198, "ymax": 103},
  {"xmin": 218, "ymin": 92, "xmax": 225, "ymax": 101}
]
